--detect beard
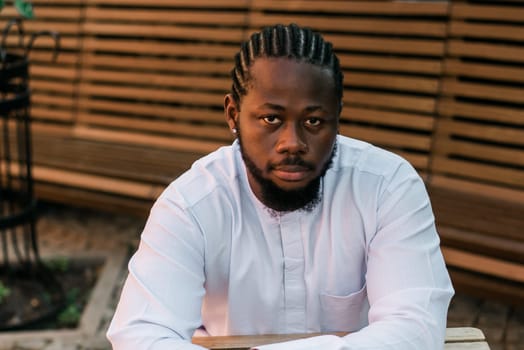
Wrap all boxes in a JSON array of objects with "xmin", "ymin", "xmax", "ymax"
[{"xmin": 237, "ymin": 129, "xmax": 337, "ymax": 214}]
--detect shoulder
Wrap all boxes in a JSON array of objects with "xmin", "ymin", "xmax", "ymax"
[
  {"xmin": 335, "ymin": 135, "xmax": 416, "ymax": 182},
  {"xmin": 158, "ymin": 143, "xmax": 241, "ymax": 209}
]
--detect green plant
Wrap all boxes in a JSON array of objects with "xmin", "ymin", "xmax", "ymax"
[
  {"xmin": 0, "ymin": 280, "xmax": 11, "ymax": 304},
  {"xmin": 57, "ymin": 287, "xmax": 82, "ymax": 327},
  {"xmin": 0, "ymin": 0, "xmax": 34, "ymax": 18},
  {"xmin": 57, "ymin": 303, "xmax": 81, "ymax": 327},
  {"xmin": 45, "ymin": 256, "xmax": 70, "ymax": 273}
]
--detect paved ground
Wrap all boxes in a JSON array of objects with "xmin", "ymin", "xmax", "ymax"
[{"xmin": 0, "ymin": 202, "xmax": 522, "ymax": 350}]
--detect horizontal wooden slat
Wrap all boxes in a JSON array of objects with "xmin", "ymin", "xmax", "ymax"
[
  {"xmin": 31, "ymin": 107, "xmax": 74, "ymax": 122},
  {"xmin": 442, "ymin": 247, "xmax": 524, "ymax": 283},
  {"xmin": 344, "ymin": 90, "xmax": 435, "ymax": 114},
  {"xmin": 85, "ymin": 0, "xmax": 249, "ymax": 7},
  {"xmin": 448, "ymin": 40, "xmax": 524, "ymax": 63},
  {"xmin": 83, "ymin": 38, "xmax": 238, "ymax": 58},
  {"xmin": 345, "ymin": 71, "xmax": 439, "ymax": 93},
  {"xmin": 82, "ymin": 53, "xmax": 233, "ymax": 74},
  {"xmin": 449, "ymin": 22, "xmax": 524, "ymax": 42},
  {"xmin": 83, "ymin": 23, "xmax": 244, "ymax": 42},
  {"xmin": 78, "ymin": 83, "xmax": 222, "ymax": 105},
  {"xmin": 444, "ymin": 59, "xmax": 524, "ymax": 83},
  {"xmin": 445, "ymin": 328, "xmax": 485, "ymax": 343},
  {"xmin": 32, "ymin": 94, "xmax": 75, "ymax": 108},
  {"xmin": 433, "ymin": 139, "xmax": 524, "ymax": 167},
  {"xmin": 31, "ymin": 80, "xmax": 76, "ymax": 94},
  {"xmin": 78, "ymin": 112, "xmax": 231, "ymax": 141},
  {"xmin": 341, "ymin": 107, "xmax": 434, "ymax": 131},
  {"xmin": 0, "ymin": 7, "xmax": 82, "ymax": 19},
  {"xmin": 81, "ymin": 69, "xmax": 229, "ymax": 91},
  {"xmin": 429, "ymin": 175, "xmax": 524, "ymax": 206},
  {"xmin": 3, "ymin": 36, "xmax": 80, "ymax": 50},
  {"xmin": 250, "ymin": 0, "xmax": 448, "ymax": 15},
  {"xmin": 439, "ymin": 226, "xmax": 524, "ymax": 263},
  {"xmin": 441, "ymin": 79, "xmax": 524, "ymax": 103},
  {"xmin": 30, "ymin": 123, "xmax": 74, "ymax": 138},
  {"xmin": 34, "ymin": 182, "xmax": 152, "ymax": 218},
  {"xmin": 192, "ymin": 333, "xmax": 345, "ymax": 349},
  {"xmin": 437, "ymin": 99, "xmax": 524, "ymax": 126},
  {"xmin": 0, "ymin": 161, "xmax": 164, "ymax": 200},
  {"xmin": 319, "ymin": 34, "xmax": 444, "ymax": 56},
  {"xmin": 31, "ymin": 0, "xmax": 84, "ymax": 4},
  {"xmin": 22, "ymin": 21, "xmax": 82, "ymax": 35},
  {"xmin": 340, "ymin": 124, "xmax": 431, "ymax": 150},
  {"xmin": 29, "ymin": 51, "xmax": 80, "ymax": 65},
  {"xmin": 448, "ymin": 268, "xmax": 524, "ymax": 307},
  {"xmin": 431, "ymin": 157, "xmax": 524, "ymax": 188},
  {"xmin": 339, "ymin": 54, "xmax": 441, "ymax": 74},
  {"xmin": 73, "ymin": 125, "xmax": 225, "ymax": 154},
  {"xmin": 34, "ymin": 165, "xmax": 165, "ymax": 200},
  {"xmin": 451, "ymin": 3, "xmax": 524, "ymax": 22},
  {"xmin": 435, "ymin": 119, "xmax": 524, "ymax": 146},
  {"xmin": 85, "ymin": 7, "xmax": 247, "ymax": 25},
  {"xmin": 30, "ymin": 65, "xmax": 77, "ymax": 80},
  {"xmin": 77, "ymin": 98, "xmax": 224, "ymax": 124}
]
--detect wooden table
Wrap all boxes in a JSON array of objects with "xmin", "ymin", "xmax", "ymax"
[{"xmin": 192, "ymin": 327, "xmax": 490, "ymax": 349}]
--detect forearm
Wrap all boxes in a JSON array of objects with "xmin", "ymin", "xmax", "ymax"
[
  {"xmin": 109, "ymin": 327, "xmax": 208, "ymax": 350},
  {"xmin": 253, "ymin": 304, "xmax": 448, "ymax": 350}
]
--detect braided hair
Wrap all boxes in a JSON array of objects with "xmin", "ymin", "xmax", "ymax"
[{"xmin": 230, "ymin": 23, "xmax": 343, "ymax": 109}]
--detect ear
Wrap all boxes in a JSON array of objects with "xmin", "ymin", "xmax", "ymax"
[{"xmin": 224, "ymin": 93, "xmax": 239, "ymax": 132}]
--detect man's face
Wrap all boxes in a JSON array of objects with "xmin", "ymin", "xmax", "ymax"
[{"xmin": 225, "ymin": 57, "xmax": 339, "ymax": 212}]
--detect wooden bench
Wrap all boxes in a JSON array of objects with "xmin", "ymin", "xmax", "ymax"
[{"xmin": 0, "ymin": 1, "xmax": 522, "ymax": 302}]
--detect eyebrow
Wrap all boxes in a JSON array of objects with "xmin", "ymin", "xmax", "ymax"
[
  {"xmin": 257, "ymin": 103, "xmax": 326, "ymax": 113},
  {"xmin": 257, "ymin": 103, "xmax": 285, "ymax": 111}
]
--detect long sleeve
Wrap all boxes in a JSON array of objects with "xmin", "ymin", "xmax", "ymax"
[
  {"xmin": 107, "ymin": 193, "xmax": 208, "ymax": 350},
  {"xmin": 254, "ymin": 162, "xmax": 454, "ymax": 350}
]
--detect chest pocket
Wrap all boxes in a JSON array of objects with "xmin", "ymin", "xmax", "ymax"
[{"xmin": 319, "ymin": 283, "xmax": 369, "ymax": 332}]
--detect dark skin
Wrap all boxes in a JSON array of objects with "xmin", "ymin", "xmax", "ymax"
[{"xmin": 225, "ymin": 57, "xmax": 341, "ymax": 208}]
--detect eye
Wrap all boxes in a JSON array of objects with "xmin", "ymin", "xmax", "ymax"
[
  {"xmin": 262, "ymin": 115, "xmax": 282, "ymax": 125},
  {"xmin": 305, "ymin": 117, "xmax": 322, "ymax": 127}
]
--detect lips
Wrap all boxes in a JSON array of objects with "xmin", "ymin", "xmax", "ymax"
[{"xmin": 272, "ymin": 165, "xmax": 311, "ymax": 182}]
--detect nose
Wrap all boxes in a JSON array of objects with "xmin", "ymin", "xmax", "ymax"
[{"xmin": 275, "ymin": 123, "xmax": 308, "ymax": 154}]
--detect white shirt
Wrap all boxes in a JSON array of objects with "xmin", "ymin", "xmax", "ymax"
[{"xmin": 107, "ymin": 135, "xmax": 454, "ymax": 350}]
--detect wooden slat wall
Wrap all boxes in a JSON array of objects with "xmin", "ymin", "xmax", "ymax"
[
  {"xmin": 432, "ymin": 1, "xmax": 524, "ymax": 192},
  {"xmin": 429, "ymin": 1, "xmax": 524, "ymax": 255},
  {"xmin": 77, "ymin": 0, "xmax": 247, "ymax": 152},
  {"xmin": 248, "ymin": 0, "xmax": 449, "ymax": 174}
]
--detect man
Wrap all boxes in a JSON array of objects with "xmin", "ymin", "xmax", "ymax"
[{"xmin": 107, "ymin": 24, "xmax": 454, "ymax": 349}]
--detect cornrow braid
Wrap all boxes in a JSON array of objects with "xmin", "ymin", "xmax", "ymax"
[{"xmin": 230, "ymin": 23, "xmax": 343, "ymax": 108}]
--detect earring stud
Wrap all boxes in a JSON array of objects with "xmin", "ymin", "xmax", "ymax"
[{"xmin": 232, "ymin": 128, "xmax": 237, "ymax": 134}]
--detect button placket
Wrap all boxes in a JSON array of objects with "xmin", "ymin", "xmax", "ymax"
[{"xmin": 279, "ymin": 213, "xmax": 306, "ymax": 332}]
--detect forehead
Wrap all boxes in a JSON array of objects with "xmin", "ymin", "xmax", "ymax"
[{"xmin": 244, "ymin": 57, "xmax": 338, "ymax": 107}]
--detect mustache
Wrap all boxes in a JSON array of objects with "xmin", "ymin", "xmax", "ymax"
[{"xmin": 270, "ymin": 157, "xmax": 315, "ymax": 170}]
